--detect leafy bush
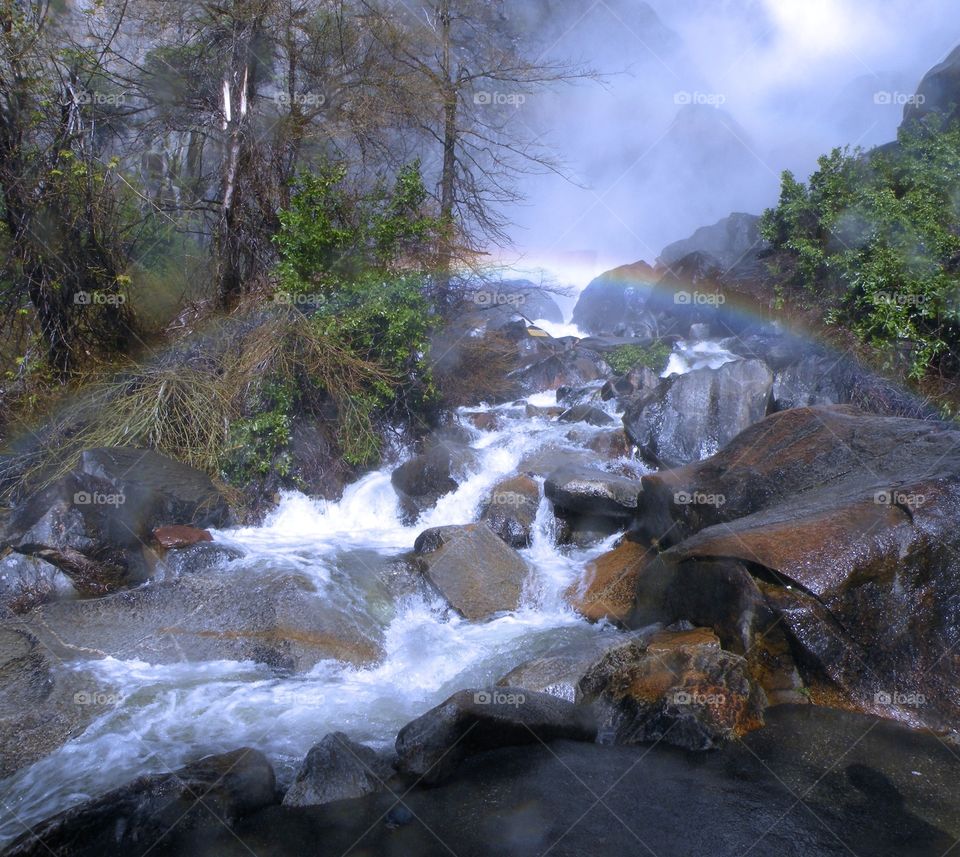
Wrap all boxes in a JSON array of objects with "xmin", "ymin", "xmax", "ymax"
[
  {"xmin": 273, "ymin": 162, "xmax": 441, "ymax": 462},
  {"xmin": 760, "ymin": 118, "xmax": 960, "ymax": 379},
  {"xmin": 607, "ymin": 341, "xmax": 672, "ymax": 375}
]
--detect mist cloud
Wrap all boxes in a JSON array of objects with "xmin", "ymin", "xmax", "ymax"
[{"xmin": 501, "ymin": 0, "xmax": 960, "ymax": 288}]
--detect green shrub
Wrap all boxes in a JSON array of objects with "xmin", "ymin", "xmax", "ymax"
[
  {"xmin": 272, "ymin": 162, "xmax": 441, "ymax": 463},
  {"xmin": 607, "ymin": 341, "xmax": 672, "ymax": 375},
  {"xmin": 760, "ymin": 118, "xmax": 960, "ymax": 379}
]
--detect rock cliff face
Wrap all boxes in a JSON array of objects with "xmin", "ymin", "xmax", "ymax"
[{"xmin": 903, "ymin": 44, "xmax": 960, "ymax": 130}]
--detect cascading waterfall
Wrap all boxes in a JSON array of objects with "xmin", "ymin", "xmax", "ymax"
[
  {"xmin": 0, "ymin": 333, "xmax": 729, "ymax": 844},
  {"xmin": 0, "ymin": 381, "xmax": 637, "ymax": 843}
]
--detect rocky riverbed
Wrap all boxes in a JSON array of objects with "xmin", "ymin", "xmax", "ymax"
[{"xmin": 1, "ymin": 277, "xmax": 959, "ymax": 856}]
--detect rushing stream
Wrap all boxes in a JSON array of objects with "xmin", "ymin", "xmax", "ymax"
[{"xmin": 0, "ymin": 333, "xmax": 738, "ymax": 843}]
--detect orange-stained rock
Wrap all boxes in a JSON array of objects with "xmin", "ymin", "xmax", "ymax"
[
  {"xmin": 577, "ymin": 627, "xmax": 766, "ymax": 750},
  {"xmin": 152, "ymin": 525, "xmax": 213, "ymax": 550},
  {"xmin": 566, "ymin": 538, "xmax": 652, "ymax": 623},
  {"xmin": 631, "ymin": 405, "xmax": 960, "ymax": 732}
]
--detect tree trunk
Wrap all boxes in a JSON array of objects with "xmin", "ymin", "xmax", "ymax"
[{"xmin": 436, "ymin": 0, "xmax": 456, "ymax": 301}]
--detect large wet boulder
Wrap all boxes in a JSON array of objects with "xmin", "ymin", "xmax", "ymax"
[
  {"xmin": 395, "ymin": 687, "xmax": 597, "ymax": 784},
  {"xmin": 565, "ymin": 538, "xmax": 652, "ymax": 623},
  {"xmin": 770, "ymin": 351, "xmax": 848, "ymax": 410},
  {"xmin": 767, "ymin": 347, "xmax": 937, "ymax": 418},
  {"xmin": 2, "ymin": 749, "xmax": 276, "ymax": 857},
  {"xmin": 0, "ymin": 551, "xmax": 75, "ymax": 613},
  {"xmin": 283, "ymin": 733, "xmax": 395, "ymax": 808},
  {"xmin": 1, "ymin": 448, "xmax": 232, "ymax": 595},
  {"xmin": 496, "ymin": 630, "xmax": 651, "ymax": 701},
  {"xmin": 631, "ymin": 405, "xmax": 960, "ymax": 731},
  {"xmin": 478, "ymin": 475, "xmax": 541, "ymax": 549},
  {"xmin": 13, "ymin": 573, "xmax": 383, "ymax": 672},
  {"xmin": 623, "ymin": 358, "xmax": 773, "ymax": 467},
  {"xmin": 544, "ymin": 466, "xmax": 640, "ymax": 520},
  {"xmin": 391, "ymin": 442, "xmax": 478, "ymax": 523},
  {"xmin": 578, "ymin": 627, "xmax": 766, "ymax": 751},
  {"xmin": 0, "ymin": 628, "xmax": 106, "ymax": 779},
  {"xmin": 571, "ymin": 261, "xmax": 658, "ymax": 337},
  {"xmin": 413, "ymin": 524, "xmax": 528, "ymax": 620},
  {"xmin": 630, "ymin": 555, "xmax": 806, "ymax": 705}
]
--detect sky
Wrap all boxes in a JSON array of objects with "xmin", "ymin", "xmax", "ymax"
[{"xmin": 496, "ymin": 0, "xmax": 960, "ymax": 288}]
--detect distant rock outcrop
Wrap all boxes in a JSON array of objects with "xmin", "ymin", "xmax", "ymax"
[{"xmin": 902, "ymin": 44, "xmax": 960, "ymax": 130}]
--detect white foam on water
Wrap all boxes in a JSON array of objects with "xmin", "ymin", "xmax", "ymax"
[
  {"xmin": 662, "ymin": 338, "xmax": 740, "ymax": 377},
  {"xmin": 529, "ymin": 318, "xmax": 587, "ymax": 340},
  {"xmin": 0, "ymin": 381, "xmax": 641, "ymax": 843}
]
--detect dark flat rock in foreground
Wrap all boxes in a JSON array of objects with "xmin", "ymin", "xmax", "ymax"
[{"xmin": 149, "ymin": 706, "xmax": 960, "ymax": 857}]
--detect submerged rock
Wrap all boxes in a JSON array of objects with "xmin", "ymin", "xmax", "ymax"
[
  {"xmin": 395, "ymin": 687, "xmax": 597, "ymax": 784},
  {"xmin": 2, "ymin": 749, "xmax": 276, "ymax": 857},
  {"xmin": 283, "ymin": 733, "xmax": 395, "ymax": 808},
  {"xmin": 413, "ymin": 524, "xmax": 528, "ymax": 620}
]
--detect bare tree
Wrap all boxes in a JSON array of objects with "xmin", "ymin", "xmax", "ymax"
[{"xmin": 359, "ymin": 0, "xmax": 593, "ymax": 299}]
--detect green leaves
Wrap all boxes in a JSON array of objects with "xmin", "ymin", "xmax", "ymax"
[
  {"xmin": 271, "ymin": 161, "xmax": 440, "ymax": 467},
  {"xmin": 607, "ymin": 342, "xmax": 672, "ymax": 375},
  {"xmin": 761, "ymin": 121, "xmax": 960, "ymax": 379}
]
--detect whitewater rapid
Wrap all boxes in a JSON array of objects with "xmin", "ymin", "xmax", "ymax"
[
  {"xmin": 0, "ymin": 386, "xmax": 637, "ymax": 840},
  {"xmin": 0, "ymin": 333, "xmax": 737, "ymax": 842}
]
